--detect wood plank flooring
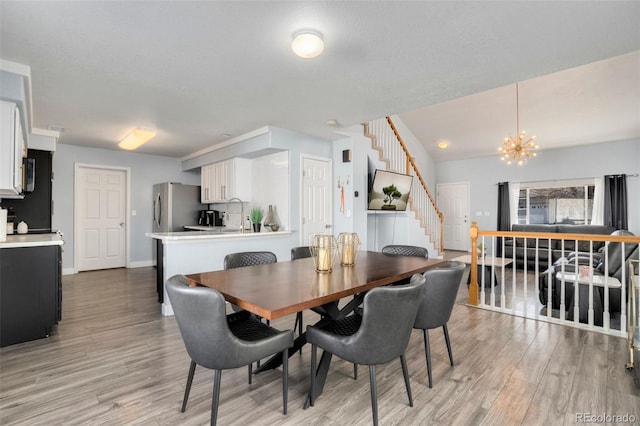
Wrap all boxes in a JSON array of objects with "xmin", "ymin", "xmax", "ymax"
[{"xmin": 1, "ymin": 260, "xmax": 639, "ymax": 425}]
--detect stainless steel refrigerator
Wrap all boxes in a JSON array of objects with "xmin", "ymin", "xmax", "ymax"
[
  {"xmin": 153, "ymin": 183, "xmax": 203, "ymax": 302},
  {"xmin": 152, "ymin": 182, "xmax": 203, "ymax": 232}
]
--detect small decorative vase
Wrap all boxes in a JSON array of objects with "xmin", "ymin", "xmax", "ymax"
[
  {"xmin": 264, "ymin": 205, "xmax": 281, "ymax": 231},
  {"xmin": 252, "ymin": 223, "xmax": 261, "ymax": 232}
]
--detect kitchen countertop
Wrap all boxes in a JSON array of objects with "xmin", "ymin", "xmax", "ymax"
[
  {"xmin": 183, "ymin": 225, "xmax": 229, "ymax": 231},
  {"xmin": 0, "ymin": 232, "xmax": 64, "ymax": 248},
  {"xmin": 147, "ymin": 230, "xmax": 291, "ymax": 242}
]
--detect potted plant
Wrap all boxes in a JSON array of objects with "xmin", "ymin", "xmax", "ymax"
[
  {"xmin": 250, "ymin": 206, "xmax": 264, "ymax": 232},
  {"xmin": 381, "ymin": 184, "xmax": 402, "ymax": 210}
]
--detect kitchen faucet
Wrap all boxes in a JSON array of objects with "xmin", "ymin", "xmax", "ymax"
[{"xmin": 227, "ymin": 198, "xmax": 245, "ymax": 232}]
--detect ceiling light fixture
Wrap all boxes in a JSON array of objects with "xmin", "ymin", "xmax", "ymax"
[
  {"xmin": 437, "ymin": 140, "xmax": 448, "ymax": 149},
  {"xmin": 499, "ymin": 82, "xmax": 538, "ymax": 166},
  {"xmin": 118, "ymin": 128, "xmax": 156, "ymax": 150},
  {"xmin": 291, "ymin": 30, "xmax": 324, "ymax": 59}
]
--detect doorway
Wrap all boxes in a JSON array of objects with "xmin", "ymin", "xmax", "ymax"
[
  {"xmin": 437, "ymin": 182, "xmax": 470, "ymax": 251},
  {"xmin": 74, "ymin": 164, "xmax": 129, "ymax": 272},
  {"xmin": 300, "ymin": 155, "xmax": 332, "ymax": 245}
]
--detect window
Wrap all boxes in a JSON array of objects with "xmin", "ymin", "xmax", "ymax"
[{"xmin": 517, "ymin": 185, "xmax": 595, "ymax": 225}]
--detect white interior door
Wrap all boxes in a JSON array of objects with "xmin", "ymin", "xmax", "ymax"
[
  {"xmin": 75, "ymin": 165, "xmax": 127, "ymax": 271},
  {"xmin": 437, "ymin": 182, "xmax": 470, "ymax": 251},
  {"xmin": 301, "ymin": 156, "xmax": 332, "ymax": 245}
]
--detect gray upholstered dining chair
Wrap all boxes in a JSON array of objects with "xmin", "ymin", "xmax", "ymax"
[
  {"xmin": 381, "ymin": 244, "xmax": 429, "ymax": 285},
  {"xmin": 224, "ymin": 251, "xmax": 278, "ymax": 371},
  {"xmin": 224, "ymin": 251, "xmax": 277, "ymax": 314},
  {"xmin": 224, "ymin": 251, "xmax": 277, "ymax": 269},
  {"xmin": 291, "ymin": 246, "xmax": 312, "ymax": 261},
  {"xmin": 381, "ymin": 244, "xmax": 429, "ymax": 258},
  {"xmin": 166, "ymin": 275, "xmax": 294, "ymax": 426},
  {"xmin": 413, "ymin": 260, "xmax": 465, "ymax": 388},
  {"xmin": 306, "ymin": 274, "xmax": 425, "ymax": 426}
]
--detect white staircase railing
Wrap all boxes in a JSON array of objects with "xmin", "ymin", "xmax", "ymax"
[{"xmin": 363, "ymin": 117, "xmax": 444, "ymax": 255}]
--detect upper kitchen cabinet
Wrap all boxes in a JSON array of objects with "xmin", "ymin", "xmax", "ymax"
[
  {"xmin": 0, "ymin": 101, "xmax": 26, "ymax": 197},
  {"xmin": 201, "ymin": 158, "xmax": 251, "ymax": 203}
]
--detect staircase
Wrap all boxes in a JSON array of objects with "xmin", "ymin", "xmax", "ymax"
[{"xmin": 363, "ymin": 117, "xmax": 444, "ymax": 255}]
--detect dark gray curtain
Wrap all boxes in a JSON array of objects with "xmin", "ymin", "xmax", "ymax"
[
  {"xmin": 497, "ymin": 182, "xmax": 510, "ymax": 256},
  {"xmin": 604, "ymin": 174, "xmax": 628, "ymax": 230}
]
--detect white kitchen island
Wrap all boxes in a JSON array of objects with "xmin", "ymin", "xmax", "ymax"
[{"xmin": 147, "ymin": 230, "xmax": 293, "ymax": 316}]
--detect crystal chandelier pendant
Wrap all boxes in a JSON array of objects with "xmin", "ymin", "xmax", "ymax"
[{"xmin": 498, "ymin": 83, "xmax": 539, "ymax": 166}]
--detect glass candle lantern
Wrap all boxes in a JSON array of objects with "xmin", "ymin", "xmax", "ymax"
[
  {"xmin": 338, "ymin": 232, "xmax": 361, "ymax": 266},
  {"xmin": 310, "ymin": 234, "xmax": 338, "ymax": 273}
]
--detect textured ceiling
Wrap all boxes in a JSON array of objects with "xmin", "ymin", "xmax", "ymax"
[{"xmin": 0, "ymin": 1, "xmax": 639, "ymax": 160}]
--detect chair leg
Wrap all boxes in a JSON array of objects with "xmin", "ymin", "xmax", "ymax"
[
  {"xmin": 443, "ymin": 323, "xmax": 454, "ymax": 366},
  {"xmin": 423, "ymin": 329, "xmax": 433, "ymax": 388},
  {"xmin": 181, "ymin": 360, "xmax": 197, "ymax": 412},
  {"xmin": 368, "ymin": 365, "xmax": 378, "ymax": 426},
  {"xmin": 248, "ymin": 363, "xmax": 252, "ymax": 384},
  {"xmin": 295, "ymin": 312, "xmax": 303, "ymax": 336},
  {"xmin": 353, "ymin": 363, "xmax": 358, "ymax": 380},
  {"xmin": 211, "ymin": 369, "xmax": 222, "ymax": 426},
  {"xmin": 400, "ymin": 354, "xmax": 413, "ymax": 407},
  {"xmin": 295, "ymin": 312, "xmax": 303, "ymax": 354},
  {"xmin": 309, "ymin": 344, "xmax": 317, "ymax": 407},
  {"xmin": 282, "ymin": 349, "xmax": 289, "ymax": 414}
]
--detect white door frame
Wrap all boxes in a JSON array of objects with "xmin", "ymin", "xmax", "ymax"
[
  {"xmin": 299, "ymin": 154, "xmax": 333, "ymax": 246},
  {"xmin": 74, "ymin": 163, "xmax": 131, "ymax": 273}
]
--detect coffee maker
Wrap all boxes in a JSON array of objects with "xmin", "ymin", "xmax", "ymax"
[
  {"xmin": 198, "ymin": 210, "xmax": 214, "ymax": 226},
  {"xmin": 213, "ymin": 210, "xmax": 224, "ymax": 226},
  {"xmin": 198, "ymin": 210, "xmax": 224, "ymax": 226}
]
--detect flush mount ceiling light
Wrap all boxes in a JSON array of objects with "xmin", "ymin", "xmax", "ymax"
[
  {"xmin": 437, "ymin": 140, "xmax": 448, "ymax": 149},
  {"xmin": 499, "ymin": 82, "xmax": 539, "ymax": 166},
  {"xmin": 291, "ymin": 30, "xmax": 324, "ymax": 59},
  {"xmin": 118, "ymin": 128, "xmax": 156, "ymax": 150}
]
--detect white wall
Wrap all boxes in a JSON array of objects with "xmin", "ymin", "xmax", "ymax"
[
  {"xmin": 435, "ymin": 139, "xmax": 640, "ymax": 234},
  {"xmin": 249, "ymin": 151, "xmax": 289, "ymax": 230},
  {"xmin": 52, "ymin": 144, "xmax": 200, "ymax": 272}
]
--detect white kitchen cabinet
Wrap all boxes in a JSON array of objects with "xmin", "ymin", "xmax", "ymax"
[
  {"xmin": 201, "ymin": 158, "xmax": 251, "ymax": 203},
  {"xmin": 0, "ymin": 101, "xmax": 25, "ymax": 197},
  {"xmin": 200, "ymin": 163, "xmax": 214, "ymax": 203}
]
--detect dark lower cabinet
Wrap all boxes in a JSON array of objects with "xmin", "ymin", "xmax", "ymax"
[{"xmin": 0, "ymin": 245, "xmax": 61, "ymax": 347}]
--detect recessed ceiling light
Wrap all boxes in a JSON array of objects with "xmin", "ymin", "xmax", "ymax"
[
  {"xmin": 118, "ymin": 128, "xmax": 156, "ymax": 150},
  {"xmin": 291, "ymin": 30, "xmax": 324, "ymax": 59},
  {"xmin": 325, "ymin": 119, "xmax": 339, "ymax": 126},
  {"xmin": 437, "ymin": 141, "xmax": 449, "ymax": 149},
  {"xmin": 220, "ymin": 133, "xmax": 231, "ymax": 138}
]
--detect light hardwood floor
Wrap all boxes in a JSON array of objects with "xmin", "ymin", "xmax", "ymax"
[{"xmin": 1, "ymin": 261, "xmax": 639, "ymax": 425}]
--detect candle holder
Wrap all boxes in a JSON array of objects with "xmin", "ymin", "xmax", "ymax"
[
  {"xmin": 338, "ymin": 232, "xmax": 361, "ymax": 266},
  {"xmin": 310, "ymin": 234, "xmax": 338, "ymax": 273}
]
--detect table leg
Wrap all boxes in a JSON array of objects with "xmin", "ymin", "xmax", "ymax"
[
  {"xmin": 304, "ymin": 350, "xmax": 333, "ymax": 409},
  {"xmin": 255, "ymin": 293, "xmax": 366, "ymax": 374}
]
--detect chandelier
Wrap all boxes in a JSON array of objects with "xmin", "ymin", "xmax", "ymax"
[{"xmin": 499, "ymin": 83, "xmax": 538, "ymax": 166}]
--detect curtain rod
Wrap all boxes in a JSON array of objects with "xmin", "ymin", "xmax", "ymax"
[{"xmin": 496, "ymin": 173, "xmax": 639, "ymax": 185}]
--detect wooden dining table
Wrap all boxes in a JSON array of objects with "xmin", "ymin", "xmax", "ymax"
[{"xmin": 186, "ymin": 250, "xmax": 446, "ymax": 407}]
